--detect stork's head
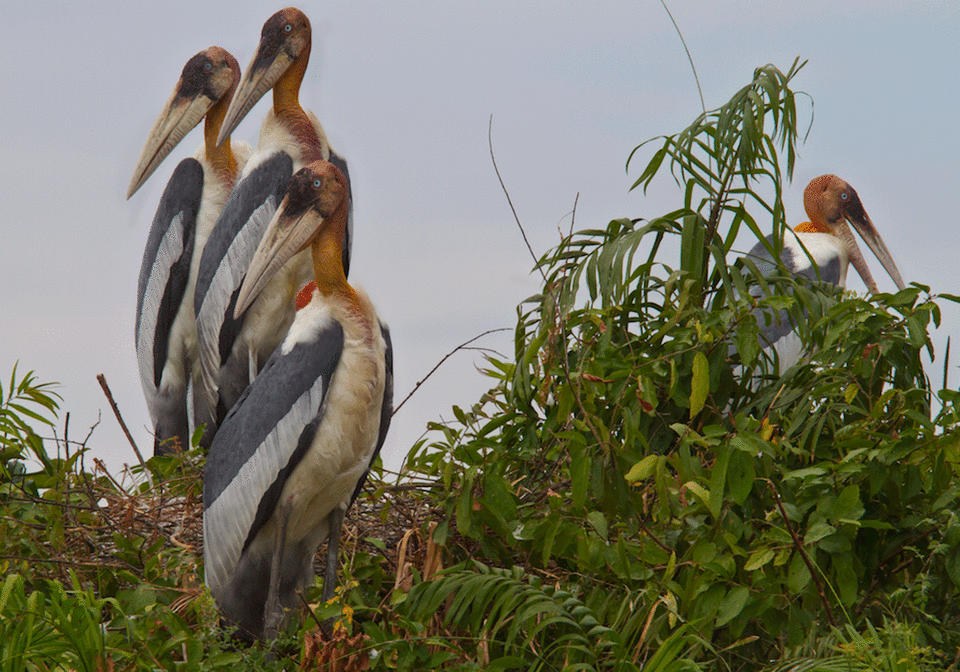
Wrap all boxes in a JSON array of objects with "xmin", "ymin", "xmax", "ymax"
[
  {"xmin": 217, "ymin": 7, "xmax": 312, "ymax": 146},
  {"xmin": 234, "ymin": 161, "xmax": 348, "ymax": 317},
  {"xmin": 801, "ymin": 174, "xmax": 905, "ymax": 294},
  {"xmin": 127, "ymin": 47, "xmax": 241, "ymax": 198}
]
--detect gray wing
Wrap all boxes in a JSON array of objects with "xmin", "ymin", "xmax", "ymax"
[
  {"xmin": 193, "ymin": 151, "xmax": 294, "ymax": 444},
  {"xmin": 203, "ymin": 313, "xmax": 344, "ymax": 598},
  {"xmin": 135, "ymin": 158, "xmax": 203, "ymax": 454}
]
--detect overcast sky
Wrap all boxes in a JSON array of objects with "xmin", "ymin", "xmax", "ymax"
[{"xmin": 1, "ymin": 1, "xmax": 957, "ymax": 477}]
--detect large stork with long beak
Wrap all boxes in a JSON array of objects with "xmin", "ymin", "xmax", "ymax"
[
  {"xmin": 193, "ymin": 7, "xmax": 353, "ymax": 444},
  {"xmin": 740, "ymin": 174, "xmax": 905, "ymax": 372},
  {"xmin": 129, "ymin": 47, "xmax": 251, "ymax": 454},
  {"xmin": 202, "ymin": 161, "xmax": 389, "ymax": 641}
]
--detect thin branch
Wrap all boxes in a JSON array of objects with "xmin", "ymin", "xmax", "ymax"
[
  {"xmin": 298, "ymin": 590, "xmax": 327, "ymax": 631},
  {"xmin": 767, "ymin": 480, "xmax": 835, "ymax": 627},
  {"xmin": 488, "ymin": 114, "xmax": 548, "ymax": 284},
  {"xmin": 392, "ymin": 328, "xmax": 511, "ymax": 415}
]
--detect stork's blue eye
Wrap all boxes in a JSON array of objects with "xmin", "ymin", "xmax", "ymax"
[
  {"xmin": 841, "ymin": 192, "xmax": 849, "ymax": 201},
  {"xmin": 313, "ymin": 179, "xmax": 322, "ymax": 188},
  {"xmin": 204, "ymin": 62, "xmax": 213, "ymax": 71},
  {"xmin": 284, "ymin": 23, "xmax": 292, "ymax": 32}
]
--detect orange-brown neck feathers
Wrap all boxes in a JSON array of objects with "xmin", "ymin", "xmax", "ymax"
[
  {"xmin": 272, "ymin": 46, "xmax": 324, "ymax": 163},
  {"xmin": 205, "ymin": 93, "xmax": 239, "ymax": 188},
  {"xmin": 792, "ymin": 221, "xmax": 832, "ymax": 234}
]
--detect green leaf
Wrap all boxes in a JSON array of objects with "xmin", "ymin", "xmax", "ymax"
[
  {"xmin": 804, "ymin": 521, "xmax": 836, "ymax": 544},
  {"xmin": 715, "ymin": 586, "xmax": 750, "ymax": 627},
  {"xmin": 690, "ymin": 351, "xmax": 710, "ymax": 418},
  {"xmin": 788, "ymin": 554, "xmax": 812, "ymax": 593},
  {"xmin": 744, "ymin": 547, "xmax": 775, "ymax": 571},
  {"xmin": 586, "ymin": 511, "xmax": 608, "ymax": 541},
  {"xmin": 456, "ymin": 474, "xmax": 475, "ymax": 536},
  {"xmin": 571, "ymin": 450, "xmax": 591, "ymax": 510},
  {"xmin": 709, "ymin": 445, "xmax": 730, "ymax": 519},
  {"xmin": 684, "ymin": 481, "xmax": 710, "ymax": 508},
  {"xmin": 624, "ymin": 454, "xmax": 659, "ymax": 484},
  {"xmin": 726, "ymin": 449, "xmax": 755, "ymax": 504}
]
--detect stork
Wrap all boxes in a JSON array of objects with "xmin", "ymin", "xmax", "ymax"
[
  {"xmin": 193, "ymin": 7, "xmax": 353, "ymax": 445},
  {"xmin": 129, "ymin": 47, "xmax": 251, "ymax": 455},
  {"xmin": 739, "ymin": 174, "xmax": 905, "ymax": 373},
  {"xmin": 202, "ymin": 160, "xmax": 390, "ymax": 641}
]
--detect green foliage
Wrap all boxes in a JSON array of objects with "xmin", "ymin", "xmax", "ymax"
[
  {"xmin": 404, "ymin": 60, "xmax": 960, "ymax": 670},
  {"xmin": 0, "ymin": 370, "xmax": 283, "ymax": 670},
  {"xmin": 2, "ymin": 59, "xmax": 958, "ymax": 671},
  {"xmin": 0, "ymin": 364, "xmax": 60, "ymax": 476},
  {"xmin": 404, "ymin": 561, "xmax": 701, "ymax": 672}
]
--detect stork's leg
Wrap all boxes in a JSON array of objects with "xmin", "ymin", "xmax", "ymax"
[
  {"xmin": 316, "ymin": 506, "xmax": 346, "ymax": 638},
  {"xmin": 322, "ymin": 506, "xmax": 346, "ymax": 603},
  {"xmin": 264, "ymin": 511, "xmax": 289, "ymax": 641}
]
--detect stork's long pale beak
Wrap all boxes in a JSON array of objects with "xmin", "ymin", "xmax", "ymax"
[
  {"xmin": 234, "ymin": 162, "xmax": 345, "ymax": 317},
  {"xmin": 841, "ymin": 193, "xmax": 906, "ymax": 294},
  {"xmin": 127, "ymin": 86, "xmax": 216, "ymax": 199},
  {"xmin": 216, "ymin": 53, "xmax": 294, "ymax": 147}
]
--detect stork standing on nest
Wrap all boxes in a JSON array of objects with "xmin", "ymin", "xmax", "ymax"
[
  {"xmin": 193, "ymin": 7, "xmax": 353, "ymax": 444},
  {"xmin": 739, "ymin": 174, "xmax": 905, "ymax": 372},
  {"xmin": 202, "ymin": 160, "xmax": 391, "ymax": 641},
  {"xmin": 128, "ymin": 47, "xmax": 251, "ymax": 454}
]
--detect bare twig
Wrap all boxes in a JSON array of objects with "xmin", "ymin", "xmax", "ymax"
[
  {"xmin": 96, "ymin": 374, "xmax": 151, "ymax": 486},
  {"xmin": 392, "ymin": 328, "xmax": 510, "ymax": 415},
  {"xmin": 488, "ymin": 114, "xmax": 548, "ymax": 284}
]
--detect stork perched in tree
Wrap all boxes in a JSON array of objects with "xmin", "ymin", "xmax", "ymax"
[
  {"xmin": 202, "ymin": 160, "xmax": 390, "ymax": 641},
  {"xmin": 738, "ymin": 174, "xmax": 905, "ymax": 373},
  {"xmin": 128, "ymin": 47, "xmax": 251, "ymax": 454},
  {"xmin": 193, "ymin": 7, "xmax": 353, "ymax": 445}
]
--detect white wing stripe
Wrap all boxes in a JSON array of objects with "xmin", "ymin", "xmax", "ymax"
[
  {"xmin": 136, "ymin": 213, "xmax": 185, "ymax": 400},
  {"xmin": 194, "ymin": 195, "xmax": 279, "ymax": 430}
]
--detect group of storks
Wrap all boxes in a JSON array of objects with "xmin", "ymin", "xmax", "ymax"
[
  {"xmin": 128, "ymin": 8, "xmax": 392, "ymax": 641},
  {"xmin": 126, "ymin": 4, "xmax": 909, "ymax": 648}
]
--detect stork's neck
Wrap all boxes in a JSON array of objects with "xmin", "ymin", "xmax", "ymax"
[
  {"xmin": 272, "ymin": 45, "xmax": 325, "ymax": 164},
  {"xmin": 204, "ymin": 95, "xmax": 239, "ymax": 189},
  {"xmin": 310, "ymin": 204, "xmax": 360, "ymax": 310},
  {"xmin": 792, "ymin": 221, "xmax": 831, "ymax": 234}
]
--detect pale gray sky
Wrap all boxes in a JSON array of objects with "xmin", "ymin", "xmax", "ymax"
[{"xmin": 2, "ymin": 1, "xmax": 957, "ymax": 475}]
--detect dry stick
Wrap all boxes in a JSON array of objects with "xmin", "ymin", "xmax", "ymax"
[
  {"xmin": 767, "ymin": 480, "xmax": 835, "ymax": 627},
  {"xmin": 488, "ymin": 114, "xmax": 548, "ymax": 285},
  {"xmin": 392, "ymin": 328, "xmax": 510, "ymax": 415},
  {"xmin": 96, "ymin": 374, "xmax": 153, "ymax": 488}
]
